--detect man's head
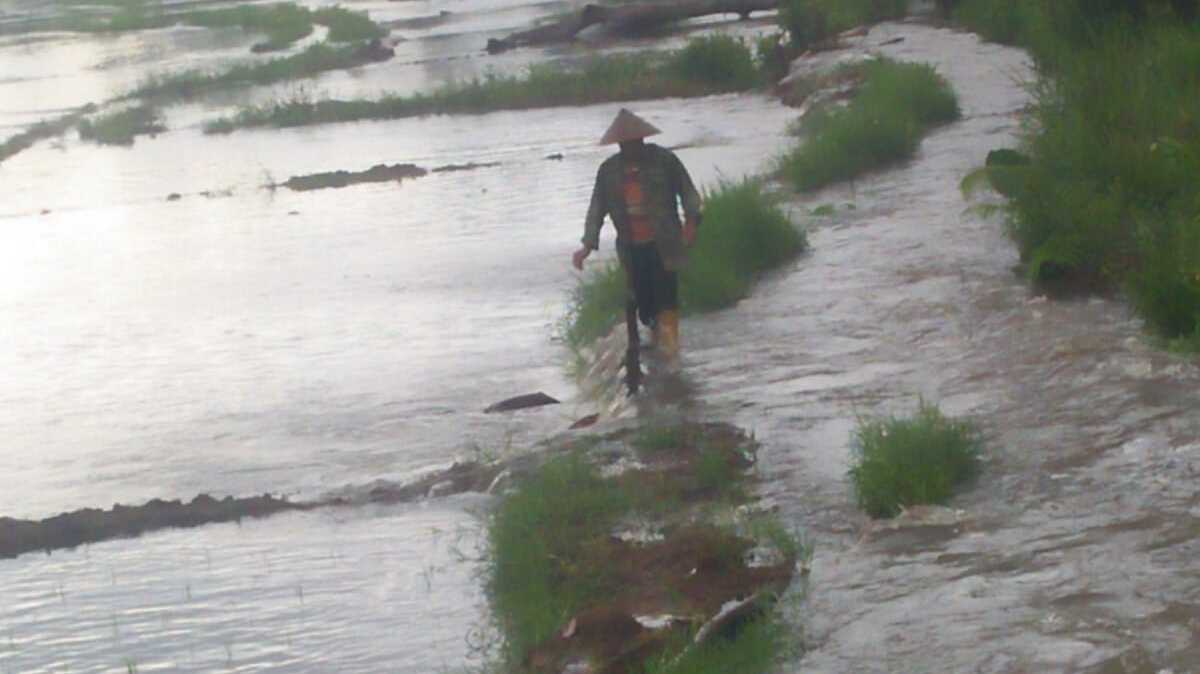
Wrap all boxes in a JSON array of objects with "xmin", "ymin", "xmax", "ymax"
[{"xmin": 600, "ymin": 109, "xmax": 660, "ymax": 147}]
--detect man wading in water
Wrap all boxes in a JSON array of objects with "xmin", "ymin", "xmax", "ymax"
[{"xmin": 572, "ymin": 109, "xmax": 702, "ymax": 391}]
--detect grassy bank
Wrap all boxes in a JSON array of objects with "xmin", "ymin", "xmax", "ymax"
[
  {"xmin": 202, "ymin": 35, "xmax": 760, "ymax": 134},
  {"xmin": 0, "ymin": 107, "xmax": 92, "ymax": 164},
  {"xmin": 563, "ymin": 179, "xmax": 806, "ymax": 348},
  {"xmin": 485, "ymin": 424, "xmax": 798, "ymax": 672},
  {"xmin": 954, "ymin": 1, "xmax": 1200, "ymax": 350},
  {"xmin": 130, "ymin": 42, "xmax": 385, "ymax": 101},
  {"xmin": 849, "ymin": 401, "xmax": 981, "ymax": 518},
  {"xmin": 780, "ymin": 58, "xmax": 960, "ymax": 192}
]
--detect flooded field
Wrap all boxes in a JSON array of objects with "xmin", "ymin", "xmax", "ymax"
[{"xmin": 3, "ymin": 0, "xmax": 1199, "ymax": 671}]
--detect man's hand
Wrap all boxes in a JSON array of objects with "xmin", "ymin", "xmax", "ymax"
[
  {"xmin": 572, "ymin": 246, "xmax": 592, "ymax": 270},
  {"xmin": 683, "ymin": 218, "xmax": 698, "ymax": 247}
]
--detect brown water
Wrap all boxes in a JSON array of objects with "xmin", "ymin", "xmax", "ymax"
[{"xmin": 4, "ymin": 0, "xmax": 1198, "ymax": 670}]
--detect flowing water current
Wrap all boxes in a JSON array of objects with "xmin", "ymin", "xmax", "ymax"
[{"xmin": 2, "ymin": 0, "xmax": 1198, "ymax": 671}]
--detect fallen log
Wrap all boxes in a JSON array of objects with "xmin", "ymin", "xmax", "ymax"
[{"xmin": 486, "ymin": 0, "xmax": 779, "ymax": 53}]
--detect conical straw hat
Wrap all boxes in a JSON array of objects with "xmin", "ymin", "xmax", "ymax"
[{"xmin": 599, "ymin": 108, "xmax": 661, "ymax": 145}]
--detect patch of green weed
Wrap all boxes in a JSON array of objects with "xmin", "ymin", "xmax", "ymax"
[{"xmin": 848, "ymin": 400, "xmax": 981, "ymax": 518}]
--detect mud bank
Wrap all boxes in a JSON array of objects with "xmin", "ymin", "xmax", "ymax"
[
  {"xmin": 279, "ymin": 160, "xmax": 503, "ymax": 191},
  {"xmin": 0, "ymin": 493, "xmax": 308, "ymax": 560}
]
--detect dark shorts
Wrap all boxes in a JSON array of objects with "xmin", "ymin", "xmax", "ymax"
[{"xmin": 625, "ymin": 242, "xmax": 678, "ymax": 326}]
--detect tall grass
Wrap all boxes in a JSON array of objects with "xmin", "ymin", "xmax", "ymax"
[
  {"xmin": 486, "ymin": 453, "xmax": 632, "ymax": 662},
  {"xmin": 563, "ymin": 179, "xmax": 806, "ymax": 347},
  {"xmin": 848, "ymin": 401, "xmax": 981, "ymax": 518},
  {"xmin": 184, "ymin": 3, "xmax": 313, "ymax": 51},
  {"xmin": 780, "ymin": 58, "xmax": 960, "ymax": 191},
  {"xmin": 1003, "ymin": 21, "xmax": 1200, "ymax": 344},
  {"xmin": 779, "ymin": 0, "xmax": 908, "ymax": 50},
  {"xmin": 203, "ymin": 36, "xmax": 760, "ymax": 133},
  {"xmin": 951, "ymin": 0, "xmax": 1042, "ymax": 45},
  {"xmin": 641, "ymin": 618, "xmax": 783, "ymax": 674}
]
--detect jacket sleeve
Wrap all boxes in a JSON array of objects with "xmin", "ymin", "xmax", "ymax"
[
  {"xmin": 582, "ymin": 164, "xmax": 608, "ymax": 250},
  {"xmin": 669, "ymin": 151, "xmax": 703, "ymax": 224}
]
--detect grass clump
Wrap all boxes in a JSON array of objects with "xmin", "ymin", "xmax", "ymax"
[
  {"xmin": 680, "ymin": 179, "xmax": 807, "ymax": 313},
  {"xmin": 312, "ymin": 6, "xmax": 387, "ymax": 43},
  {"xmin": 203, "ymin": 37, "xmax": 759, "ymax": 133},
  {"xmin": 487, "ymin": 452, "xmax": 633, "ymax": 661},
  {"xmin": 848, "ymin": 401, "xmax": 981, "ymax": 518},
  {"xmin": 563, "ymin": 179, "xmax": 805, "ymax": 347},
  {"xmin": 780, "ymin": 58, "xmax": 960, "ymax": 192},
  {"xmin": 77, "ymin": 105, "xmax": 164, "ymax": 145},
  {"xmin": 779, "ymin": 0, "xmax": 908, "ymax": 50}
]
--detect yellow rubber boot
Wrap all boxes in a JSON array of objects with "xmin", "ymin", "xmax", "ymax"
[{"xmin": 657, "ymin": 309, "xmax": 680, "ymax": 363}]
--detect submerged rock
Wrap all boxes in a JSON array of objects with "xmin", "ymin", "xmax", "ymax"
[{"xmin": 484, "ymin": 391, "xmax": 560, "ymax": 413}]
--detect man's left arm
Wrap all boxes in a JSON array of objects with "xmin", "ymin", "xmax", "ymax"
[{"xmin": 669, "ymin": 151, "xmax": 702, "ymax": 245}]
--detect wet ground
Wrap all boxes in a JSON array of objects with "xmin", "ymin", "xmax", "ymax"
[{"xmin": 3, "ymin": 0, "xmax": 1199, "ymax": 670}]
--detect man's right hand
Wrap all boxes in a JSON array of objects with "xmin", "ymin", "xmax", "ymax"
[{"xmin": 572, "ymin": 247, "xmax": 591, "ymax": 271}]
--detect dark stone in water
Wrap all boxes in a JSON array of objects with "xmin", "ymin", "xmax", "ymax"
[
  {"xmin": 569, "ymin": 413, "xmax": 599, "ymax": 430},
  {"xmin": 166, "ymin": 192, "xmax": 181, "ymax": 201},
  {"xmin": 485, "ymin": 392, "xmax": 560, "ymax": 413},
  {"xmin": 282, "ymin": 163, "xmax": 428, "ymax": 191},
  {"xmin": 545, "ymin": 153, "xmax": 564, "ymax": 160}
]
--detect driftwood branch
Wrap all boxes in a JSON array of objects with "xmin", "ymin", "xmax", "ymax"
[{"xmin": 486, "ymin": 0, "xmax": 779, "ymax": 53}]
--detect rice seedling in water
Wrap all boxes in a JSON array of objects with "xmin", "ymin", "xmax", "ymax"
[
  {"xmin": 848, "ymin": 400, "xmax": 981, "ymax": 518},
  {"xmin": 780, "ymin": 58, "xmax": 960, "ymax": 191}
]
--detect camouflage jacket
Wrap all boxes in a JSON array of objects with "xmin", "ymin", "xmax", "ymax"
[{"xmin": 581, "ymin": 144, "xmax": 702, "ymax": 271}]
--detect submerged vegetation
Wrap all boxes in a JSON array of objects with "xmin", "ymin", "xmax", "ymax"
[
  {"xmin": 202, "ymin": 35, "xmax": 761, "ymax": 134},
  {"xmin": 780, "ymin": 58, "xmax": 959, "ymax": 191},
  {"xmin": 849, "ymin": 401, "xmax": 982, "ymax": 518},
  {"xmin": 77, "ymin": 105, "xmax": 164, "ymax": 145},
  {"xmin": 130, "ymin": 42, "xmax": 389, "ymax": 102},
  {"xmin": 952, "ymin": 0, "xmax": 1200, "ymax": 350},
  {"xmin": 27, "ymin": 2, "xmax": 385, "ymax": 52},
  {"xmin": 564, "ymin": 179, "xmax": 806, "ymax": 347}
]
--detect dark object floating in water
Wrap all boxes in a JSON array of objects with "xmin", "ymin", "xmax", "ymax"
[
  {"xmin": 545, "ymin": 153, "xmax": 564, "ymax": 160},
  {"xmin": 282, "ymin": 163, "xmax": 428, "ymax": 191},
  {"xmin": 879, "ymin": 37, "xmax": 905, "ymax": 46},
  {"xmin": 166, "ymin": 192, "xmax": 182, "ymax": 201},
  {"xmin": 485, "ymin": 392, "xmax": 560, "ymax": 413},
  {"xmin": 431, "ymin": 161, "xmax": 502, "ymax": 173},
  {"xmin": 569, "ymin": 413, "xmax": 599, "ymax": 429}
]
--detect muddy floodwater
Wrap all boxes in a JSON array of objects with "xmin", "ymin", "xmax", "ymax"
[{"xmin": 3, "ymin": 0, "xmax": 1199, "ymax": 670}]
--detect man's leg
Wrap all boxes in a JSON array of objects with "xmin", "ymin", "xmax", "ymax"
[{"xmin": 651, "ymin": 248, "xmax": 681, "ymax": 362}]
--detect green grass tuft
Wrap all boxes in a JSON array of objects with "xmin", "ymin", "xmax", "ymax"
[
  {"xmin": 563, "ymin": 179, "xmax": 806, "ymax": 347},
  {"xmin": 77, "ymin": 105, "xmax": 164, "ymax": 145},
  {"xmin": 313, "ymin": 6, "xmax": 387, "ymax": 43},
  {"xmin": 952, "ymin": 0, "xmax": 1042, "ymax": 44},
  {"xmin": 184, "ymin": 3, "xmax": 313, "ymax": 51},
  {"xmin": 848, "ymin": 401, "xmax": 981, "ymax": 519},
  {"xmin": 780, "ymin": 58, "xmax": 960, "ymax": 192},
  {"xmin": 487, "ymin": 453, "xmax": 633, "ymax": 661}
]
